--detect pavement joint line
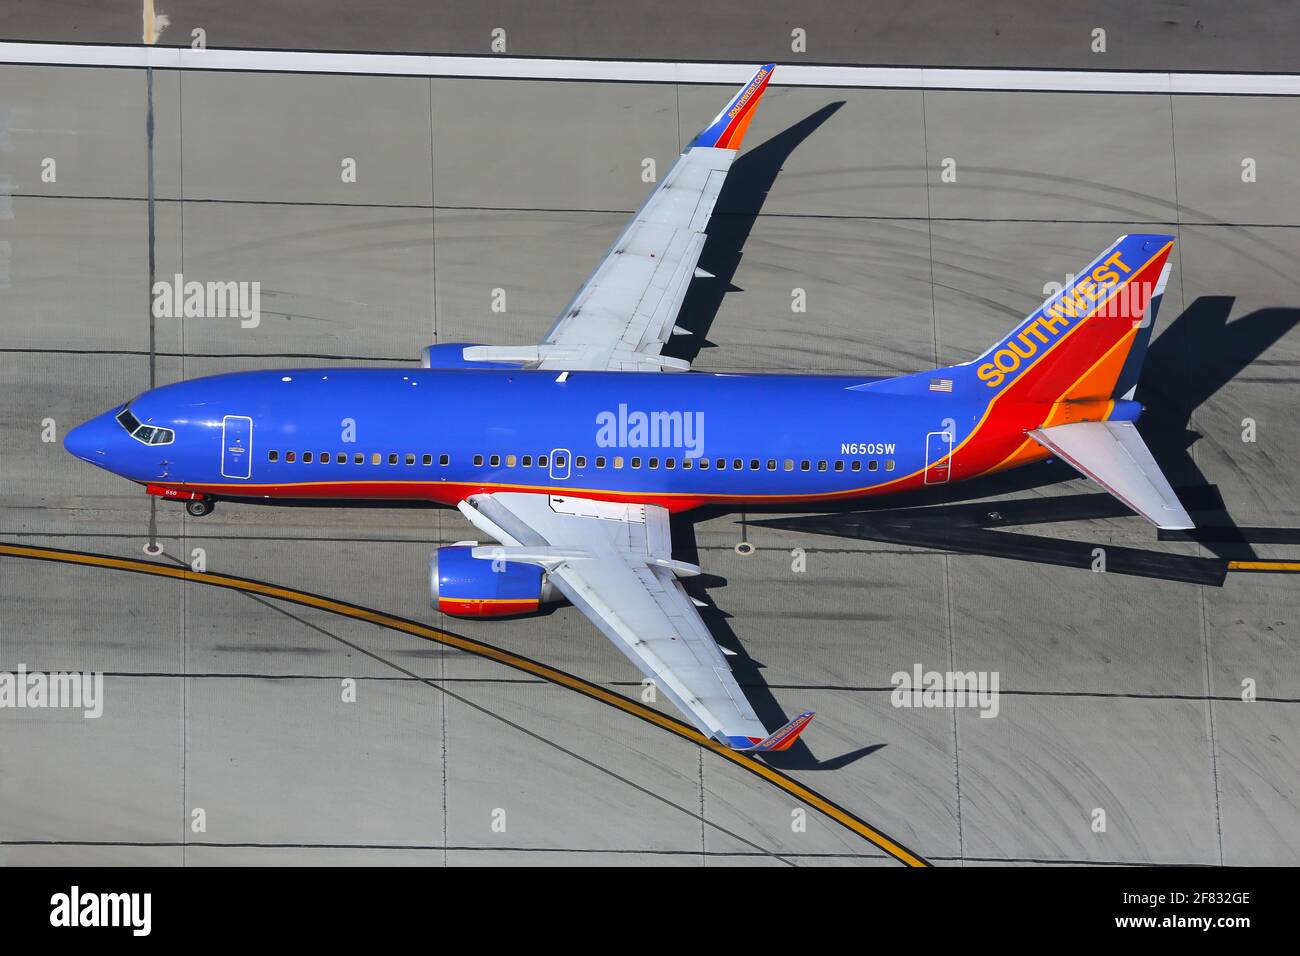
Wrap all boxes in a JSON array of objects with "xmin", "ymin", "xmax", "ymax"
[
  {"xmin": 0, "ymin": 540, "xmax": 931, "ymax": 867},
  {"xmin": 1, "ymin": 41, "xmax": 1299, "ymax": 95}
]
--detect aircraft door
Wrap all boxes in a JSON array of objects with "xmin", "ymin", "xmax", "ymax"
[
  {"xmin": 923, "ymin": 426, "xmax": 953, "ymax": 484},
  {"xmin": 221, "ymin": 415, "xmax": 253, "ymax": 479}
]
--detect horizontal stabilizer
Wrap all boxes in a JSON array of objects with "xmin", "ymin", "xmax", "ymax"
[{"xmin": 1030, "ymin": 421, "xmax": 1194, "ymax": 530}]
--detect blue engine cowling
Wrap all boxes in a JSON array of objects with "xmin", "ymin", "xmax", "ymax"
[
  {"xmin": 420, "ymin": 343, "xmax": 524, "ymax": 370},
  {"xmin": 429, "ymin": 545, "xmax": 559, "ymax": 618}
]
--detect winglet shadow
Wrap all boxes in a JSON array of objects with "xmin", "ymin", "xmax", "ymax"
[{"xmin": 666, "ymin": 102, "xmax": 846, "ymax": 365}]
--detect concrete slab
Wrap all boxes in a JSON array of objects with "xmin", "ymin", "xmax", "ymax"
[
  {"xmin": 0, "ymin": 65, "xmax": 182, "ymax": 200},
  {"xmin": 430, "ymin": 78, "xmax": 678, "ymax": 211},
  {"xmin": 1215, "ymin": 699, "xmax": 1300, "ymax": 866},
  {"xmin": 1, "ymin": 197, "xmax": 183, "ymax": 353},
  {"xmin": 0, "ymin": 676, "xmax": 183, "ymax": 844},
  {"xmin": 949, "ymin": 554, "xmax": 1206, "ymax": 697},
  {"xmin": 1173, "ymin": 97, "xmax": 1300, "ymax": 227},
  {"xmin": 179, "ymin": 72, "xmax": 433, "ymax": 206},
  {"xmin": 184, "ymin": 676, "xmax": 444, "ymax": 845},
  {"xmin": 956, "ymin": 696, "xmax": 1221, "ymax": 864},
  {"xmin": 922, "ymin": 92, "xmax": 1179, "ymax": 224},
  {"xmin": 176, "ymin": 200, "xmax": 435, "ymax": 358}
]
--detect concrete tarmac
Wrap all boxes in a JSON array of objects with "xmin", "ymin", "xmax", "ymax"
[
  {"xmin": 1, "ymin": 57, "xmax": 1298, "ymax": 865},
  {"xmin": 2, "ymin": 1, "xmax": 1300, "ymax": 71}
]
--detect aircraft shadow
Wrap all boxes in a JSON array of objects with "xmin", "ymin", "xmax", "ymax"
[{"xmin": 665, "ymin": 101, "xmax": 846, "ymax": 366}]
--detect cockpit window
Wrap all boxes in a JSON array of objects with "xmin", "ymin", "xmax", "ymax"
[
  {"xmin": 116, "ymin": 405, "xmax": 175, "ymax": 446},
  {"xmin": 116, "ymin": 407, "xmax": 141, "ymax": 433}
]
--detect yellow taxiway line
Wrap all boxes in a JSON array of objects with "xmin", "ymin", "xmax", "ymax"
[
  {"xmin": 1226, "ymin": 560, "xmax": 1300, "ymax": 572},
  {"xmin": 0, "ymin": 541, "xmax": 929, "ymax": 867}
]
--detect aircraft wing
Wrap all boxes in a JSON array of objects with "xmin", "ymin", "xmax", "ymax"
[
  {"xmin": 457, "ymin": 491, "xmax": 812, "ymax": 751},
  {"xmin": 462, "ymin": 64, "xmax": 776, "ymax": 373}
]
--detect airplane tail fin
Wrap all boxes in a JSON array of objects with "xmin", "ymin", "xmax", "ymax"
[
  {"xmin": 960, "ymin": 233, "xmax": 1192, "ymax": 529},
  {"xmin": 967, "ymin": 234, "xmax": 1175, "ymax": 410}
]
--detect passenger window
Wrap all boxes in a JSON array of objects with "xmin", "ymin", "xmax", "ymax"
[
  {"xmin": 303, "ymin": 452, "xmax": 313, "ymax": 463},
  {"xmin": 538, "ymin": 455, "xmax": 548, "ymax": 468},
  {"xmin": 489, "ymin": 455, "xmax": 501, "ymax": 467},
  {"xmin": 354, "ymin": 453, "xmax": 364, "ymax": 464},
  {"xmin": 596, "ymin": 456, "xmax": 606, "ymax": 468},
  {"xmin": 648, "ymin": 457, "xmax": 659, "ymax": 469},
  {"xmin": 335, "ymin": 453, "xmax": 345, "ymax": 464},
  {"xmin": 613, "ymin": 456, "xmax": 624, "ymax": 469},
  {"xmin": 631, "ymin": 457, "xmax": 641, "ymax": 469},
  {"xmin": 268, "ymin": 450, "xmax": 278, "ymax": 462},
  {"xmin": 473, "ymin": 455, "xmax": 484, "ymax": 466},
  {"xmin": 371, "ymin": 453, "xmax": 381, "ymax": 465},
  {"xmin": 521, "ymin": 455, "xmax": 532, "ymax": 467},
  {"xmin": 697, "ymin": 458, "xmax": 708, "ymax": 470},
  {"xmin": 733, "ymin": 459, "xmax": 743, "ymax": 470},
  {"xmin": 749, "ymin": 459, "xmax": 759, "ymax": 471},
  {"xmin": 423, "ymin": 454, "xmax": 433, "ymax": 466},
  {"xmin": 817, "ymin": 460, "xmax": 827, "ymax": 471},
  {"xmin": 715, "ymin": 458, "xmax": 726, "ymax": 470},
  {"xmin": 506, "ymin": 454, "xmax": 516, "ymax": 467},
  {"xmin": 767, "ymin": 459, "xmax": 776, "ymax": 471},
  {"xmin": 784, "ymin": 459, "xmax": 794, "ymax": 471},
  {"xmin": 439, "ymin": 454, "xmax": 449, "ymax": 466},
  {"xmin": 320, "ymin": 452, "xmax": 329, "ymax": 463},
  {"xmin": 868, "ymin": 460, "xmax": 879, "ymax": 471},
  {"xmin": 575, "ymin": 456, "xmax": 586, "ymax": 468},
  {"xmin": 681, "ymin": 458, "xmax": 691, "ymax": 469},
  {"xmin": 834, "ymin": 460, "xmax": 844, "ymax": 472},
  {"xmin": 553, "ymin": 455, "xmax": 565, "ymax": 468},
  {"xmin": 405, "ymin": 453, "xmax": 415, "ymax": 465},
  {"xmin": 851, "ymin": 460, "xmax": 861, "ymax": 472},
  {"xmin": 800, "ymin": 460, "xmax": 810, "ymax": 471},
  {"xmin": 286, "ymin": 452, "xmax": 296, "ymax": 463},
  {"xmin": 388, "ymin": 453, "xmax": 398, "ymax": 465},
  {"xmin": 885, "ymin": 459, "xmax": 896, "ymax": 471},
  {"xmin": 665, "ymin": 458, "xmax": 675, "ymax": 469}
]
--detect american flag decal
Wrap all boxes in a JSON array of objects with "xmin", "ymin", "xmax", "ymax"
[{"xmin": 929, "ymin": 378, "xmax": 953, "ymax": 392}]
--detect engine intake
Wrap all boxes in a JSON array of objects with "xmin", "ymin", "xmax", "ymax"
[{"xmin": 430, "ymin": 544, "xmax": 559, "ymax": 618}]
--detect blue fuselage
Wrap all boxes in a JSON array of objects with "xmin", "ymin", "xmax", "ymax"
[{"xmin": 64, "ymin": 366, "xmax": 1001, "ymax": 512}]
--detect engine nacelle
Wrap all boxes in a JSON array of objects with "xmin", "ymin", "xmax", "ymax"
[
  {"xmin": 430, "ymin": 544, "xmax": 559, "ymax": 618},
  {"xmin": 420, "ymin": 343, "xmax": 524, "ymax": 370}
]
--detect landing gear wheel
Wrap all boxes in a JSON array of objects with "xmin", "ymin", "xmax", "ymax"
[{"xmin": 185, "ymin": 499, "xmax": 215, "ymax": 517}]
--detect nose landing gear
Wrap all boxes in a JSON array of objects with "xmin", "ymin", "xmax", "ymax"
[{"xmin": 185, "ymin": 499, "xmax": 215, "ymax": 517}]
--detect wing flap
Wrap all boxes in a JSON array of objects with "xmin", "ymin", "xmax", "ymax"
[{"xmin": 1030, "ymin": 420, "xmax": 1194, "ymax": 530}]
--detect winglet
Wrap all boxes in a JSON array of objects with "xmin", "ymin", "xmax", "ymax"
[
  {"xmin": 728, "ymin": 711, "xmax": 814, "ymax": 752},
  {"xmin": 688, "ymin": 63, "xmax": 776, "ymax": 151}
]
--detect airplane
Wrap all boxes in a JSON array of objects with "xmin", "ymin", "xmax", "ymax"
[{"xmin": 64, "ymin": 63, "xmax": 1193, "ymax": 753}]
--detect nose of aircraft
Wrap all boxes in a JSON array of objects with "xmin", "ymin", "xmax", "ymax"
[{"xmin": 64, "ymin": 411, "xmax": 118, "ymax": 465}]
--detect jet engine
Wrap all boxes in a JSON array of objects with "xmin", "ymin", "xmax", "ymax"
[{"xmin": 429, "ymin": 544, "xmax": 560, "ymax": 618}]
